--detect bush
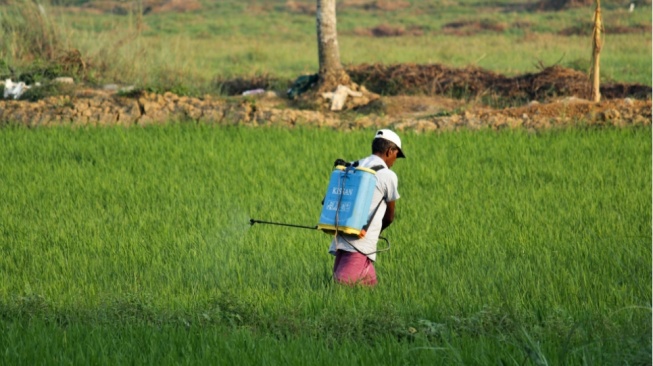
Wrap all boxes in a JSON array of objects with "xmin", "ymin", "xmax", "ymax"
[{"xmin": 0, "ymin": 0, "xmax": 62, "ymax": 61}]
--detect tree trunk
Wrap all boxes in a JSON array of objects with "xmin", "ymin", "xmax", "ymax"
[
  {"xmin": 589, "ymin": 0, "xmax": 602, "ymax": 102},
  {"xmin": 316, "ymin": 0, "xmax": 350, "ymax": 91}
]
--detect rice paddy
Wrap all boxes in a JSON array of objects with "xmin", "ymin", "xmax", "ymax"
[{"xmin": 0, "ymin": 125, "xmax": 650, "ymax": 364}]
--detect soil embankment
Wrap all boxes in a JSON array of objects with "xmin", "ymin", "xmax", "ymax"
[{"xmin": 0, "ymin": 64, "xmax": 650, "ymax": 131}]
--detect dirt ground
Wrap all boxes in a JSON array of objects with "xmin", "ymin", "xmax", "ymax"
[{"xmin": 1, "ymin": 64, "xmax": 650, "ymax": 130}]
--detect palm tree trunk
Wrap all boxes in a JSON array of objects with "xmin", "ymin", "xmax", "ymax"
[{"xmin": 316, "ymin": 0, "xmax": 350, "ymax": 91}]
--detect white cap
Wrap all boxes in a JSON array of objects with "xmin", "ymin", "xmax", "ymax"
[{"xmin": 374, "ymin": 129, "xmax": 405, "ymax": 158}]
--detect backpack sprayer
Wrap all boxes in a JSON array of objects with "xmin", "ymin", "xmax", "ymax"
[{"xmin": 249, "ymin": 159, "xmax": 390, "ymax": 254}]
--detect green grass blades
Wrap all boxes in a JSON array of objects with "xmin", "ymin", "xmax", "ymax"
[{"xmin": 0, "ymin": 125, "xmax": 651, "ymax": 364}]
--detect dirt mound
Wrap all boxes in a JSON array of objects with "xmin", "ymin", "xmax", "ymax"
[
  {"xmin": 346, "ymin": 63, "xmax": 651, "ymax": 101},
  {"xmin": 1, "ymin": 63, "xmax": 650, "ymax": 131},
  {"xmin": 533, "ymin": 0, "xmax": 593, "ymax": 11},
  {"xmin": 0, "ymin": 89, "xmax": 650, "ymax": 132},
  {"xmin": 352, "ymin": 24, "xmax": 425, "ymax": 37},
  {"xmin": 78, "ymin": 0, "xmax": 202, "ymax": 15},
  {"xmin": 559, "ymin": 23, "xmax": 652, "ymax": 36},
  {"xmin": 342, "ymin": 0, "xmax": 412, "ymax": 11},
  {"xmin": 441, "ymin": 20, "xmax": 509, "ymax": 35},
  {"xmin": 285, "ymin": 0, "xmax": 411, "ymax": 14}
]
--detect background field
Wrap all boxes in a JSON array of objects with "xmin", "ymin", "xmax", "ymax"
[
  {"xmin": 0, "ymin": 0, "xmax": 651, "ymax": 96},
  {"xmin": 0, "ymin": 126, "xmax": 650, "ymax": 364}
]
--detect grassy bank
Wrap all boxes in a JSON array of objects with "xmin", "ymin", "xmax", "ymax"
[{"xmin": 0, "ymin": 125, "xmax": 650, "ymax": 364}]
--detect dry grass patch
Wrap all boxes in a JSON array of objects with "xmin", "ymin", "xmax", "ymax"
[
  {"xmin": 346, "ymin": 63, "xmax": 652, "ymax": 101},
  {"xmin": 342, "ymin": 0, "xmax": 411, "ymax": 11},
  {"xmin": 441, "ymin": 20, "xmax": 509, "ymax": 35},
  {"xmin": 559, "ymin": 23, "xmax": 652, "ymax": 36},
  {"xmin": 352, "ymin": 24, "xmax": 424, "ymax": 37},
  {"xmin": 286, "ymin": 0, "xmax": 411, "ymax": 14},
  {"xmin": 150, "ymin": 0, "xmax": 202, "ymax": 14},
  {"xmin": 77, "ymin": 0, "xmax": 202, "ymax": 15},
  {"xmin": 285, "ymin": 0, "xmax": 315, "ymax": 15},
  {"xmin": 534, "ymin": 0, "xmax": 594, "ymax": 11}
]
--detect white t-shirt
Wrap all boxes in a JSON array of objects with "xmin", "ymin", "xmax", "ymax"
[{"xmin": 328, "ymin": 154, "xmax": 400, "ymax": 261}]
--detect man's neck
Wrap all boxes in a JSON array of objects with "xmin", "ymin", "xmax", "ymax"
[{"xmin": 372, "ymin": 153, "xmax": 389, "ymax": 166}]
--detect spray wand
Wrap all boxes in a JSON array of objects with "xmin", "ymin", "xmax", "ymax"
[
  {"xmin": 249, "ymin": 219, "xmax": 317, "ymax": 231},
  {"xmin": 248, "ymin": 218, "xmax": 390, "ymax": 255}
]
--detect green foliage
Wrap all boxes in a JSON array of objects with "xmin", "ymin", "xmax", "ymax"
[
  {"xmin": 564, "ymin": 57, "xmax": 591, "ymax": 73},
  {"xmin": 0, "ymin": 126, "xmax": 650, "ymax": 364},
  {"xmin": 0, "ymin": 59, "xmax": 13, "ymax": 80},
  {"xmin": 5, "ymin": 59, "xmax": 72, "ymax": 84}
]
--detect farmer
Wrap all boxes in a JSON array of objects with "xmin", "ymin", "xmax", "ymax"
[{"xmin": 328, "ymin": 129, "xmax": 404, "ymax": 286}]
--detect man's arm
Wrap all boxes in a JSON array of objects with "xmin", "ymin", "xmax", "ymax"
[{"xmin": 381, "ymin": 200, "xmax": 395, "ymax": 231}]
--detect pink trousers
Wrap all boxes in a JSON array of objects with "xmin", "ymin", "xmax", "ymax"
[{"xmin": 333, "ymin": 250, "xmax": 378, "ymax": 286}]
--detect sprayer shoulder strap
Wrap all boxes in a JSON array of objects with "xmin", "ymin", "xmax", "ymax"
[{"xmin": 361, "ymin": 164, "xmax": 386, "ymax": 232}]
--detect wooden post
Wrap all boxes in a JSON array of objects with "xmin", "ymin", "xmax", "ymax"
[
  {"xmin": 136, "ymin": 0, "xmax": 144, "ymax": 34},
  {"xmin": 589, "ymin": 0, "xmax": 603, "ymax": 103}
]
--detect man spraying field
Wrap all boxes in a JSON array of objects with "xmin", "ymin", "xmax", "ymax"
[
  {"xmin": 325, "ymin": 129, "xmax": 404, "ymax": 286},
  {"xmin": 250, "ymin": 129, "xmax": 405, "ymax": 287}
]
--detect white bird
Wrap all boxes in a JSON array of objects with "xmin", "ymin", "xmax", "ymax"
[
  {"xmin": 3, "ymin": 79, "xmax": 30, "ymax": 99},
  {"xmin": 3, "ymin": 79, "xmax": 15, "ymax": 99}
]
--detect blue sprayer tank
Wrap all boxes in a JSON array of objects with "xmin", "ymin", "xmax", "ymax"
[{"xmin": 317, "ymin": 165, "xmax": 378, "ymax": 237}]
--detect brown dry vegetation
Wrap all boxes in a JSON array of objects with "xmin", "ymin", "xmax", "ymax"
[
  {"xmin": 343, "ymin": 0, "xmax": 412, "ymax": 11},
  {"xmin": 284, "ymin": 0, "xmax": 315, "ymax": 15},
  {"xmin": 213, "ymin": 63, "xmax": 652, "ymax": 101},
  {"xmin": 286, "ymin": 0, "xmax": 411, "ymax": 15},
  {"xmin": 348, "ymin": 20, "xmax": 650, "ymax": 38},
  {"xmin": 352, "ymin": 24, "xmax": 425, "ymax": 37},
  {"xmin": 75, "ymin": 0, "xmax": 202, "ymax": 15},
  {"xmin": 559, "ymin": 23, "xmax": 653, "ymax": 36},
  {"xmin": 441, "ymin": 20, "xmax": 509, "ymax": 36},
  {"xmin": 345, "ymin": 64, "xmax": 651, "ymax": 101},
  {"xmin": 533, "ymin": 0, "xmax": 594, "ymax": 11}
]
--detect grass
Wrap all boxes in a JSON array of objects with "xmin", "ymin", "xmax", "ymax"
[
  {"xmin": 0, "ymin": 2, "xmax": 650, "ymax": 363},
  {"xmin": 0, "ymin": 0, "xmax": 650, "ymax": 95},
  {"xmin": 0, "ymin": 125, "xmax": 650, "ymax": 364}
]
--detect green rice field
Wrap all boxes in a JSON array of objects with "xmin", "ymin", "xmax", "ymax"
[{"xmin": 0, "ymin": 125, "xmax": 651, "ymax": 364}]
